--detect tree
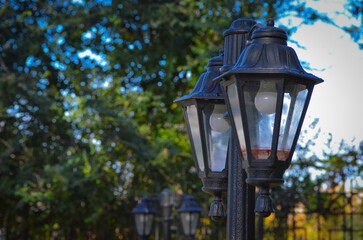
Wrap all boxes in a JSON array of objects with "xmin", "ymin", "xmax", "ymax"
[{"xmin": 0, "ymin": 0, "xmax": 280, "ymax": 239}]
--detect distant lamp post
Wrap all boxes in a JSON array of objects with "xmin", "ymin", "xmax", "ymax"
[
  {"xmin": 132, "ymin": 197, "xmax": 156, "ymax": 240},
  {"xmin": 178, "ymin": 195, "xmax": 202, "ymax": 240},
  {"xmin": 215, "ymin": 19, "xmax": 323, "ymax": 217},
  {"xmin": 133, "ymin": 190, "xmax": 202, "ymax": 240},
  {"xmin": 160, "ymin": 189, "xmax": 174, "ymax": 240},
  {"xmin": 174, "ymin": 52, "xmax": 229, "ymax": 221}
]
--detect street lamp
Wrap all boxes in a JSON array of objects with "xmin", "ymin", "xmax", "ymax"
[
  {"xmin": 174, "ymin": 52, "xmax": 229, "ymax": 221},
  {"xmin": 178, "ymin": 195, "xmax": 202, "ymax": 240},
  {"xmin": 175, "ymin": 16, "xmax": 324, "ymax": 239},
  {"xmin": 132, "ymin": 197, "xmax": 157, "ymax": 240},
  {"xmin": 215, "ymin": 19, "xmax": 323, "ymax": 217}
]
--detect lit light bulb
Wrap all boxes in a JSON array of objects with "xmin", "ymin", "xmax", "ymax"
[
  {"xmin": 209, "ymin": 105, "xmax": 230, "ymax": 133},
  {"xmin": 254, "ymin": 81, "xmax": 277, "ymax": 115}
]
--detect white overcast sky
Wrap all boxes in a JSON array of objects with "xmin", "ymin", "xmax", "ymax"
[{"xmin": 276, "ymin": 0, "xmax": 363, "ymax": 156}]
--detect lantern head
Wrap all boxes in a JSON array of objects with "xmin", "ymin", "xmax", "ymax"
[
  {"xmin": 174, "ymin": 52, "xmax": 229, "ymax": 221},
  {"xmin": 215, "ymin": 19, "xmax": 323, "ymax": 217},
  {"xmin": 178, "ymin": 195, "xmax": 201, "ymax": 238},
  {"xmin": 132, "ymin": 197, "xmax": 157, "ymax": 237}
]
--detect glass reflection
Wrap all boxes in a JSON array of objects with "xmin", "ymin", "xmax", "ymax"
[
  {"xmin": 186, "ymin": 105, "xmax": 205, "ymax": 171},
  {"xmin": 244, "ymin": 81, "xmax": 276, "ymax": 160},
  {"xmin": 180, "ymin": 212, "xmax": 199, "ymax": 235},
  {"xmin": 278, "ymin": 83, "xmax": 308, "ymax": 160},
  {"xmin": 227, "ymin": 83, "xmax": 247, "ymax": 159},
  {"xmin": 203, "ymin": 104, "xmax": 230, "ymax": 172},
  {"xmin": 135, "ymin": 214, "xmax": 153, "ymax": 236}
]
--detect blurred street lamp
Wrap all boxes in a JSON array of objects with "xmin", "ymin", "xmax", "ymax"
[
  {"xmin": 133, "ymin": 189, "xmax": 201, "ymax": 240},
  {"xmin": 175, "ymin": 18, "xmax": 323, "ymax": 239},
  {"xmin": 178, "ymin": 195, "xmax": 202, "ymax": 240},
  {"xmin": 132, "ymin": 197, "xmax": 156, "ymax": 240}
]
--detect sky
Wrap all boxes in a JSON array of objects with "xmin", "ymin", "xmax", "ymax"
[
  {"xmin": 276, "ymin": 0, "xmax": 363, "ymax": 157},
  {"xmin": 275, "ymin": 0, "xmax": 363, "ymax": 189}
]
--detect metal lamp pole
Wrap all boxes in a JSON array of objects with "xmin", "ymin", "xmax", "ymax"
[
  {"xmin": 160, "ymin": 189, "xmax": 173, "ymax": 240},
  {"xmin": 222, "ymin": 18, "xmax": 257, "ymax": 240},
  {"xmin": 227, "ymin": 134, "xmax": 256, "ymax": 240}
]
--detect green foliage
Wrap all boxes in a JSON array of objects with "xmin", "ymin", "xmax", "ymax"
[
  {"xmin": 0, "ymin": 0, "xmax": 280, "ymax": 238},
  {"xmin": 266, "ymin": 129, "xmax": 363, "ymax": 239}
]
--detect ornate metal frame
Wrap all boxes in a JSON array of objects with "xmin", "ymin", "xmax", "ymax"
[{"xmin": 214, "ymin": 19, "xmax": 324, "ymax": 217}]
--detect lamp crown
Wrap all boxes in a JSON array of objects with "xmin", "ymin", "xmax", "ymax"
[
  {"xmin": 207, "ymin": 51, "xmax": 224, "ymax": 68},
  {"xmin": 223, "ymin": 18, "xmax": 256, "ymax": 37},
  {"xmin": 266, "ymin": 19, "xmax": 275, "ymax": 27},
  {"xmin": 213, "ymin": 23, "xmax": 323, "ymax": 84},
  {"xmin": 178, "ymin": 195, "xmax": 201, "ymax": 213},
  {"xmin": 251, "ymin": 21, "xmax": 287, "ymax": 43},
  {"xmin": 174, "ymin": 54, "xmax": 224, "ymax": 102},
  {"xmin": 221, "ymin": 18, "xmax": 256, "ymax": 72},
  {"xmin": 132, "ymin": 197, "xmax": 156, "ymax": 214}
]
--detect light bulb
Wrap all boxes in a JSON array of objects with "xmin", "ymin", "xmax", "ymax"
[
  {"xmin": 209, "ymin": 105, "xmax": 230, "ymax": 133},
  {"xmin": 254, "ymin": 81, "xmax": 277, "ymax": 115}
]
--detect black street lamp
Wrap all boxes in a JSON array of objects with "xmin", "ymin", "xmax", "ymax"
[
  {"xmin": 215, "ymin": 19, "xmax": 323, "ymax": 217},
  {"xmin": 178, "ymin": 195, "xmax": 202, "ymax": 240},
  {"xmin": 132, "ymin": 197, "xmax": 157, "ymax": 240},
  {"xmin": 133, "ymin": 189, "xmax": 202, "ymax": 240},
  {"xmin": 174, "ymin": 53, "xmax": 229, "ymax": 221},
  {"xmin": 175, "ymin": 17, "xmax": 323, "ymax": 239}
]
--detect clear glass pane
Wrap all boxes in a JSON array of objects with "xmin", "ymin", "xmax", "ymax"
[
  {"xmin": 180, "ymin": 212, "xmax": 191, "ymax": 235},
  {"xmin": 227, "ymin": 83, "xmax": 247, "ymax": 159},
  {"xmin": 144, "ymin": 214, "xmax": 154, "ymax": 236},
  {"xmin": 190, "ymin": 212, "xmax": 200, "ymax": 235},
  {"xmin": 180, "ymin": 212, "xmax": 199, "ymax": 235},
  {"xmin": 202, "ymin": 104, "xmax": 230, "ymax": 172},
  {"xmin": 186, "ymin": 105, "xmax": 204, "ymax": 171},
  {"xmin": 278, "ymin": 83, "xmax": 308, "ymax": 160},
  {"xmin": 135, "ymin": 214, "xmax": 153, "ymax": 236},
  {"xmin": 244, "ymin": 81, "xmax": 277, "ymax": 160},
  {"xmin": 135, "ymin": 214, "xmax": 145, "ymax": 235}
]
